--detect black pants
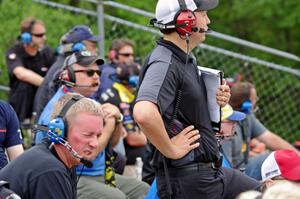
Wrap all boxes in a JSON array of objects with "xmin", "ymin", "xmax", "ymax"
[{"xmin": 156, "ymin": 165, "xmax": 261, "ymax": 199}]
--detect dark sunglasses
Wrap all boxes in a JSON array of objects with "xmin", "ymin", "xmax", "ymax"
[
  {"xmin": 74, "ymin": 69, "xmax": 101, "ymax": 77},
  {"xmin": 118, "ymin": 53, "xmax": 134, "ymax": 57},
  {"xmin": 32, "ymin": 33, "xmax": 46, "ymax": 37}
]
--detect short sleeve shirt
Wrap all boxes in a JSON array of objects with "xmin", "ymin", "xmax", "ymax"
[
  {"xmin": 0, "ymin": 143, "xmax": 77, "ymax": 199},
  {"xmin": 221, "ymin": 113, "xmax": 267, "ymax": 168},
  {"xmin": 0, "ymin": 100, "xmax": 22, "ymax": 169},
  {"xmin": 6, "ymin": 43, "xmax": 55, "ymax": 121},
  {"xmin": 136, "ymin": 38, "xmax": 219, "ymax": 168}
]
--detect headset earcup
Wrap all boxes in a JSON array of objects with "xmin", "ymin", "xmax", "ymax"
[
  {"xmin": 67, "ymin": 66, "xmax": 76, "ymax": 84},
  {"xmin": 21, "ymin": 32, "xmax": 32, "ymax": 44},
  {"xmin": 67, "ymin": 67, "xmax": 76, "ymax": 84},
  {"xmin": 241, "ymin": 100, "xmax": 252, "ymax": 114},
  {"xmin": 175, "ymin": 10, "xmax": 196, "ymax": 36},
  {"xmin": 72, "ymin": 42, "xmax": 86, "ymax": 52},
  {"xmin": 48, "ymin": 118, "xmax": 65, "ymax": 144}
]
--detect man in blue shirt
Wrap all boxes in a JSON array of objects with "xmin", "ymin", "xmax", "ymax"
[{"xmin": 0, "ymin": 100, "xmax": 24, "ymax": 169}]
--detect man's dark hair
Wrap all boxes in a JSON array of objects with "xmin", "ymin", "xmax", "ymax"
[
  {"xmin": 109, "ymin": 39, "xmax": 134, "ymax": 52},
  {"xmin": 229, "ymin": 82, "xmax": 255, "ymax": 111}
]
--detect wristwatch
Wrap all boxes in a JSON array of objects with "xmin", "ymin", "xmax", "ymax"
[{"xmin": 116, "ymin": 113, "xmax": 124, "ymax": 124}]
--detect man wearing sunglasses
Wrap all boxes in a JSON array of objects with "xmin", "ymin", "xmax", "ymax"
[
  {"xmin": 95, "ymin": 38, "xmax": 136, "ymax": 97},
  {"xmin": 33, "ymin": 25, "xmax": 100, "ymax": 122},
  {"xmin": 6, "ymin": 16, "xmax": 55, "ymax": 123},
  {"xmin": 35, "ymin": 50, "xmax": 105, "ymax": 143}
]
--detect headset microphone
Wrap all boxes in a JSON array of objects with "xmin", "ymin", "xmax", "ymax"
[
  {"xmin": 60, "ymin": 80, "xmax": 98, "ymax": 88},
  {"xmin": 60, "ymin": 79, "xmax": 76, "ymax": 87},
  {"xmin": 75, "ymin": 83, "xmax": 98, "ymax": 88},
  {"xmin": 192, "ymin": 27, "xmax": 212, "ymax": 33},
  {"xmin": 80, "ymin": 158, "xmax": 93, "ymax": 168}
]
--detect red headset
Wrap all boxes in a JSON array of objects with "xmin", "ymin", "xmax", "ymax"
[
  {"xmin": 150, "ymin": 0, "xmax": 197, "ymax": 36},
  {"xmin": 59, "ymin": 56, "xmax": 77, "ymax": 87},
  {"xmin": 175, "ymin": 0, "xmax": 197, "ymax": 36}
]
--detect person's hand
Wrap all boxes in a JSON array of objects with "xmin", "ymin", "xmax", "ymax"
[
  {"xmin": 216, "ymin": 79, "xmax": 231, "ymax": 107},
  {"xmin": 101, "ymin": 103, "xmax": 121, "ymax": 121},
  {"xmin": 170, "ymin": 125, "xmax": 200, "ymax": 159}
]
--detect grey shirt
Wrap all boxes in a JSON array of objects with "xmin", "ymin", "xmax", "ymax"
[{"xmin": 221, "ymin": 113, "xmax": 266, "ymax": 168}]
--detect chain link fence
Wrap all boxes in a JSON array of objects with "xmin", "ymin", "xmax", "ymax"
[
  {"xmin": 102, "ymin": 20, "xmax": 300, "ymax": 142},
  {"xmin": 1, "ymin": 0, "xmax": 299, "ymax": 142}
]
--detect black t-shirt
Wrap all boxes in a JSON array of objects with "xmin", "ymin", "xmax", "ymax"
[
  {"xmin": 99, "ymin": 83, "xmax": 146, "ymax": 164},
  {"xmin": 6, "ymin": 43, "xmax": 55, "ymax": 121},
  {"xmin": 136, "ymin": 38, "xmax": 219, "ymax": 169},
  {"xmin": 0, "ymin": 142, "xmax": 77, "ymax": 199}
]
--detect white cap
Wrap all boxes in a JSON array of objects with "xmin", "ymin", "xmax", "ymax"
[
  {"xmin": 261, "ymin": 151, "xmax": 281, "ymax": 181},
  {"xmin": 155, "ymin": 0, "xmax": 219, "ymax": 24}
]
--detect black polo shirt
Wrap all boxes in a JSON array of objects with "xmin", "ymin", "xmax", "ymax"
[
  {"xmin": 136, "ymin": 38, "xmax": 219, "ymax": 169},
  {"xmin": 6, "ymin": 43, "xmax": 55, "ymax": 122}
]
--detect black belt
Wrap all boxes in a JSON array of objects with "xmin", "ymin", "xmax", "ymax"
[{"xmin": 156, "ymin": 162, "xmax": 217, "ymax": 177}]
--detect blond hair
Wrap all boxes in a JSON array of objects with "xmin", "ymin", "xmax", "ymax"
[
  {"xmin": 262, "ymin": 181, "xmax": 300, "ymax": 199},
  {"xmin": 50, "ymin": 93, "xmax": 103, "ymax": 127},
  {"xmin": 236, "ymin": 190, "xmax": 262, "ymax": 199}
]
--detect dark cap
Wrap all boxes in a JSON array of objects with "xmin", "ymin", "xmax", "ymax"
[
  {"xmin": 63, "ymin": 51, "xmax": 104, "ymax": 68},
  {"xmin": 64, "ymin": 25, "xmax": 99, "ymax": 44},
  {"xmin": 155, "ymin": 0, "xmax": 219, "ymax": 24}
]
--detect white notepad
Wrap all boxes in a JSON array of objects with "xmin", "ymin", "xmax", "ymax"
[{"xmin": 197, "ymin": 66, "xmax": 223, "ymax": 132}]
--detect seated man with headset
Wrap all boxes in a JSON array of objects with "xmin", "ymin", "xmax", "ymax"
[
  {"xmin": 35, "ymin": 50, "xmax": 149, "ymax": 199},
  {"xmin": 33, "ymin": 25, "xmax": 99, "ymax": 122},
  {"xmin": 221, "ymin": 82, "xmax": 300, "ymax": 180},
  {"xmin": 6, "ymin": 16, "xmax": 55, "ymax": 123},
  {"xmin": 0, "ymin": 93, "xmax": 104, "ymax": 199}
]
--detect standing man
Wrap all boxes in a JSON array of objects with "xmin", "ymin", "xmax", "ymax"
[
  {"xmin": 6, "ymin": 16, "xmax": 55, "ymax": 123},
  {"xmin": 134, "ymin": 0, "xmax": 260, "ymax": 198},
  {"xmin": 0, "ymin": 93, "xmax": 104, "ymax": 199}
]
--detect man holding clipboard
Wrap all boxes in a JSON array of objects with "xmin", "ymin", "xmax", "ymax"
[{"xmin": 134, "ymin": 0, "xmax": 261, "ymax": 198}]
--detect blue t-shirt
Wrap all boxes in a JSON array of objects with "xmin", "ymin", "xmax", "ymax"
[
  {"xmin": 35, "ymin": 87, "xmax": 105, "ymax": 176},
  {"xmin": 0, "ymin": 100, "xmax": 23, "ymax": 169}
]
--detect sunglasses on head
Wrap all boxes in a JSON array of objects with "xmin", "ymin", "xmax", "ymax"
[
  {"xmin": 32, "ymin": 33, "xmax": 46, "ymax": 37},
  {"xmin": 74, "ymin": 69, "xmax": 101, "ymax": 77},
  {"xmin": 118, "ymin": 53, "xmax": 134, "ymax": 57}
]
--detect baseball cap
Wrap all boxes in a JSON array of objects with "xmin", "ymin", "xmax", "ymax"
[
  {"xmin": 156, "ymin": 0, "xmax": 219, "ymax": 24},
  {"xmin": 221, "ymin": 104, "xmax": 246, "ymax": 121},
  {"xmin": 63, "ymin": 50, "xmax": 104, "ymax": 68},
  {"xmin": 261, "ymin": 150, "xmax": 300, "ymax": 181},
  {"xmin": 64, "ymin": 25, "xmax": 99, "ymax": 44}
]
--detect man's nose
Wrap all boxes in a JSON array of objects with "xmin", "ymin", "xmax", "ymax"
[{"xmin": 89, "ymin": 137, "xmax": 99, "ymax": 148}]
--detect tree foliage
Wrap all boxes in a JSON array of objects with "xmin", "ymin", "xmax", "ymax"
[{"xmin": 0, "ymin": 0, "xmax": 299, "ymax": 100}]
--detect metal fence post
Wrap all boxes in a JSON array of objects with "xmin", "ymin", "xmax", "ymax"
[{"xmin": 97, "ymin": 0, "xmax": 105, "ymax": 58}]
